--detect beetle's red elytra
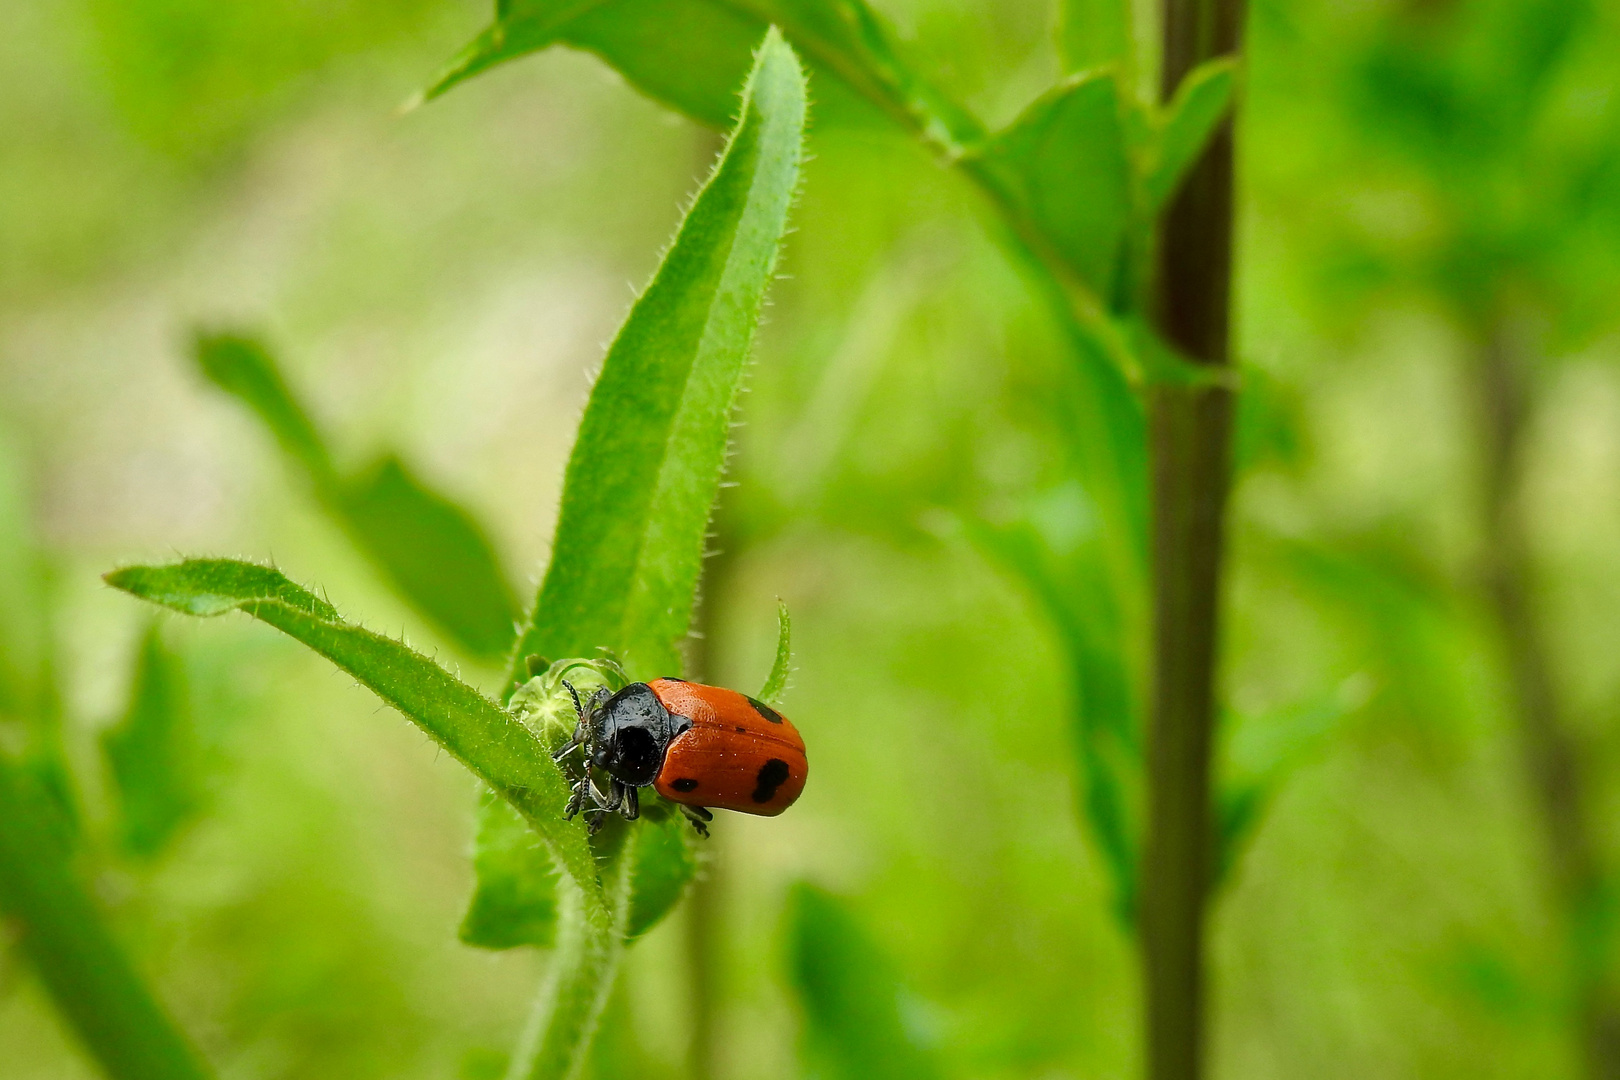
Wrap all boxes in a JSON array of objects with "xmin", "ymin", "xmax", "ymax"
[
  {"xmin": 645, "ymin": 678, "xmax": 808, "ymax": 814},
  {"xmin": 553, "ymin": 676, "xmax": 808, "ymax": 835}
]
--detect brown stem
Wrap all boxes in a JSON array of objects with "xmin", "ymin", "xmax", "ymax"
[
  {"xmin": 1140, "ymin": 1, "xmax": 1244, "ymax": 1078},
  {"xmin": 1475, "ymin": 319, "xmax": 1620, "ymax": 1079}
]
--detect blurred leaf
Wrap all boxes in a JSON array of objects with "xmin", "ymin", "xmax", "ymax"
[
  {"xmin": 1215, "ymin": 675, "xmax": 1371, "ymax": 885},
  {"xmin": 964, "ymin": 507, "xmax": 1139, "ymax": 926},
  {"xmin": 510, "ymin": 28, "xmax": 806, "ymax": 683},
  {"xmin": 625, "ymin": 806, "xmax": 697, "ymax": 940},
  {"xmin": 194, "ymin": 333, "xmax": 333, "ymax": 481},
  {"xmin": 420, "ymin": 0, "xmax": 978, "ymax": 150},
  {"xmin": 1144, "ymin": 57, "xmax": 1237, "ymax": 212},
  {"xmin": 786, "ymin": 882, "xmax": 944, "ymax": 1080},
  {"xmin": 102, "ymin": 559, "xmax": 605, "ymax": 912},
  {"xmin": 757, "ymin": 600, "xmax": 792, "ymax": 705},
  {"xmin": 194, "ymin": 333, "xmax": 520, "ymax": 661},
  {"xmin": 0, "ymin": 749, "xmax": 215, "ymax": 1080},
  {"xmin": 335, "ymin": 457, "xmax": 520, "ymax": 661},
  {"xmin": 1058, "ymin": 0, "xmax": 1133, "ymax": 74},
  {"xmin": 970, "ymin": 72, "xmax": 1132, "ymax": 301},
  {"xmin": 459, "ymin": 791, "xmax": 560, "ymax": 950},
  {"xmin": 101, "ymin": 624, "xmax": 200, "ymax": 860}
]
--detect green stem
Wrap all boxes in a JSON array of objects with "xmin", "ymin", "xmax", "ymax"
[
  {"xmin": 1140, "ymin": 0, "xmax": 1243, "ymax": 1077},
  {"xmin": 508, "ymin": 836, "xmax": 635, "ymax": 1080},
  {"xmin": 0, "ymin": 753, "xmax": 213, "ymax": 1080}
]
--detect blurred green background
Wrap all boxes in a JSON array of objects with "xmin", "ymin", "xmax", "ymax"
[{"xmin": 4, "ymin": 0, "xmax": 1620, "ymax": 1077}]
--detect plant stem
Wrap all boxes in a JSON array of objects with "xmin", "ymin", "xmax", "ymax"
[
  {"xmin": 1475, "ymin": 318, "xmax": 1620, "ymax": 1079},
  {"xmin": 1141, "ymin": 0, "xmax": 1243, "ymax": 1077},
  {"xmin": 507, "ymin": 837, "xmax": 634, "ymax": 1080},
  {"xmin": 0, "ymin": 752, "xmax": 214, "ymax": 1080}
]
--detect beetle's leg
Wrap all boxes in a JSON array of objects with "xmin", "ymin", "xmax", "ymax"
[
  {"xmin": 678, "ymin": 803, "xmax": 712, "ymax": 838},
  {"xmin": 564, "ymin": 775, "xmax": 589, "ymax": 820},
  {"xmin": 621, "ymin": 784, "xmax": 640, "ymax": 821},
  {"xmin": 551, "ymin": 729, "xmax": 583, "ymax": 763}
]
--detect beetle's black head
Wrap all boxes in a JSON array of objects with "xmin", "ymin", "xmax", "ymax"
[{"xmin": 587, "ymin": 682, "xmax": 675, "ymax": 786}]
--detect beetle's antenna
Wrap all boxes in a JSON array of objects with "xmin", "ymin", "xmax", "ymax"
[{"xmin": 562, "ymin": 679, "xmax": 584, "ymax": 718}]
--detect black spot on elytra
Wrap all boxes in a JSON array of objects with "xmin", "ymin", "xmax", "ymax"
[
  {"xmin": 751, "ymin": 759, "xmax": 790, "ymax": 803},
  {"xmin": 671, "ymin": 777, "xmax": 699, "ymax": 792},
  {"xmin": 746, "ymin": 696, "xmax": 783, "ymax": 723},
  {"xmin": 735, "ymin": 726, "xmax": 747, "ymax": 734}
]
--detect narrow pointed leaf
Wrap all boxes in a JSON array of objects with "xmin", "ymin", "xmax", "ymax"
[
  {"xmin": 1145, "ymin": 56, "xmax": 1238, "ymax": 212},
  {"xmin": 194, "ymin": 333, "xmax": 519, "ymax": 661},
  {"xmin": 102, "ymin": 625, "xmax": 200, "ymax": 859},
  {"xmin": 510, "ymin": 29, "xmax": 806, "ymax": 683},
  {"xmin": 757, "ymin": 601, "xmax": 792, "ymax": 705},
  {"xmin": 786, "ymin": 883, "xmax": 944, "ymax": 1080},
  {"xmin": 102, "ymin": 558, "xmax": 604, "ymax": 911}
]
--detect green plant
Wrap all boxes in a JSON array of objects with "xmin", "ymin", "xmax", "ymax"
[
  {"xmin": 101, "ymin": 30, "xmax": 805, "ymax": 1079},
  {"xmin": 409, "ymin": 1, "xmax": 1261, "ymax": 1076}
]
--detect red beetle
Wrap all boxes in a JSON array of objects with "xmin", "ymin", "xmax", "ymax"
[{"xmin": 553, "ymin": 677, "xmax": 807, "ymax": 835}]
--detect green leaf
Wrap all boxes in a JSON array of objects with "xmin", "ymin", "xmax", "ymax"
[
  {"xmin": 194, "ymin": 333, "xmax": 334, "ymax": 481},
  {"xmin": 193, "ymin": 333, "xmax": 520, "ymax": 661},
  {"xmin": 1215, "ymin": 676, "xmax": 1371, "ymax": 884},
  {"xmin": 101, "ymin": 624, "xmax": 200, "ymax": 860},
  {"xmin": 625, "ymin": 806, "xmax": 697, "ymax": 940},
  {"xmin": 786, "ymin": 882, "xmax": 944, "ymax": 1080},
  {"xmin": 1144, "ymin": 56, "xmax": 1238, "ymax": 212},
  {"xmin": 970, "ymin": 72, "xmax": 1133, "ymax": 301},
  {"xmin": 460, "ymin": 790, "xmax": 560, "ymax": 950},
  {"xmin": 0, "ymin": 750, "xmax": 215, "ymax": 1080},
  {"xmin": 421, "ymin": 0, "xmax": 759, "ymax": 130},
  {"xmin": 102, "ymin": 559, "xmax": 604, "ymax": 912},
  {"xmin": 418, "ymin": 0, "xmax": 979, "ymax": 151},
  {"xmin": 964, "ymin": 507, "xmax": 1139, "ymax": 925},
  {"xmin": 335, "ymin": 457, "xmax": 521, "ymax": 661},
  {"xmin": 757, "ymin": 600, "xmax": 792, "ymax": 705},
  {"xmin": 510, "ymin": 28, "xmax": 806, "ymax": 683},
  {"xmin": 1058, "ymin": 0, "xmax": 1133, "ymax": 74}
]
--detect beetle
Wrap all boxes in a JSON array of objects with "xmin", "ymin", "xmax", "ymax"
[{"xmin": 552, "ymin": 677, "xmax": 808, "ymax": 836}]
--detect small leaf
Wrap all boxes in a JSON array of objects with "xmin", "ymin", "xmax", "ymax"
[
  {"xmin": 1144, "ymin": 56, "xmax": 1238, "ymax": 212},
  {"xmin": 786, "ymin": 882, "xmax": 944, "ymax": 1080},
  {"xmin": 510, "ymin": 27, "xmax": 806, "ymax": 684},
  {"xmin": 757, "ymin": 601, "xmax": 792, "ymax": 706},
  {"xmin": 101, "ymin": 625, "xmax": 200, "ymax": 860},
  {"xmin": 460, "ymin": 790, "xmax": 560, "ymax": 950},
  {"xmin": 103, "ymin": 559, "xmax": 604, "ymax": 914},
  {"xmin": 193, "ymin": 334, "xmax": 520, "ymax": 661},
  {"xmin": 970, "ymin": 72, "xmax": 1133, "ymax": 301}
]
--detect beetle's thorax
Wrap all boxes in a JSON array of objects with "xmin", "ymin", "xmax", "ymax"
[{"xmin": 587, "ymin": 682, "xmax": 685, "ymax": 786}]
